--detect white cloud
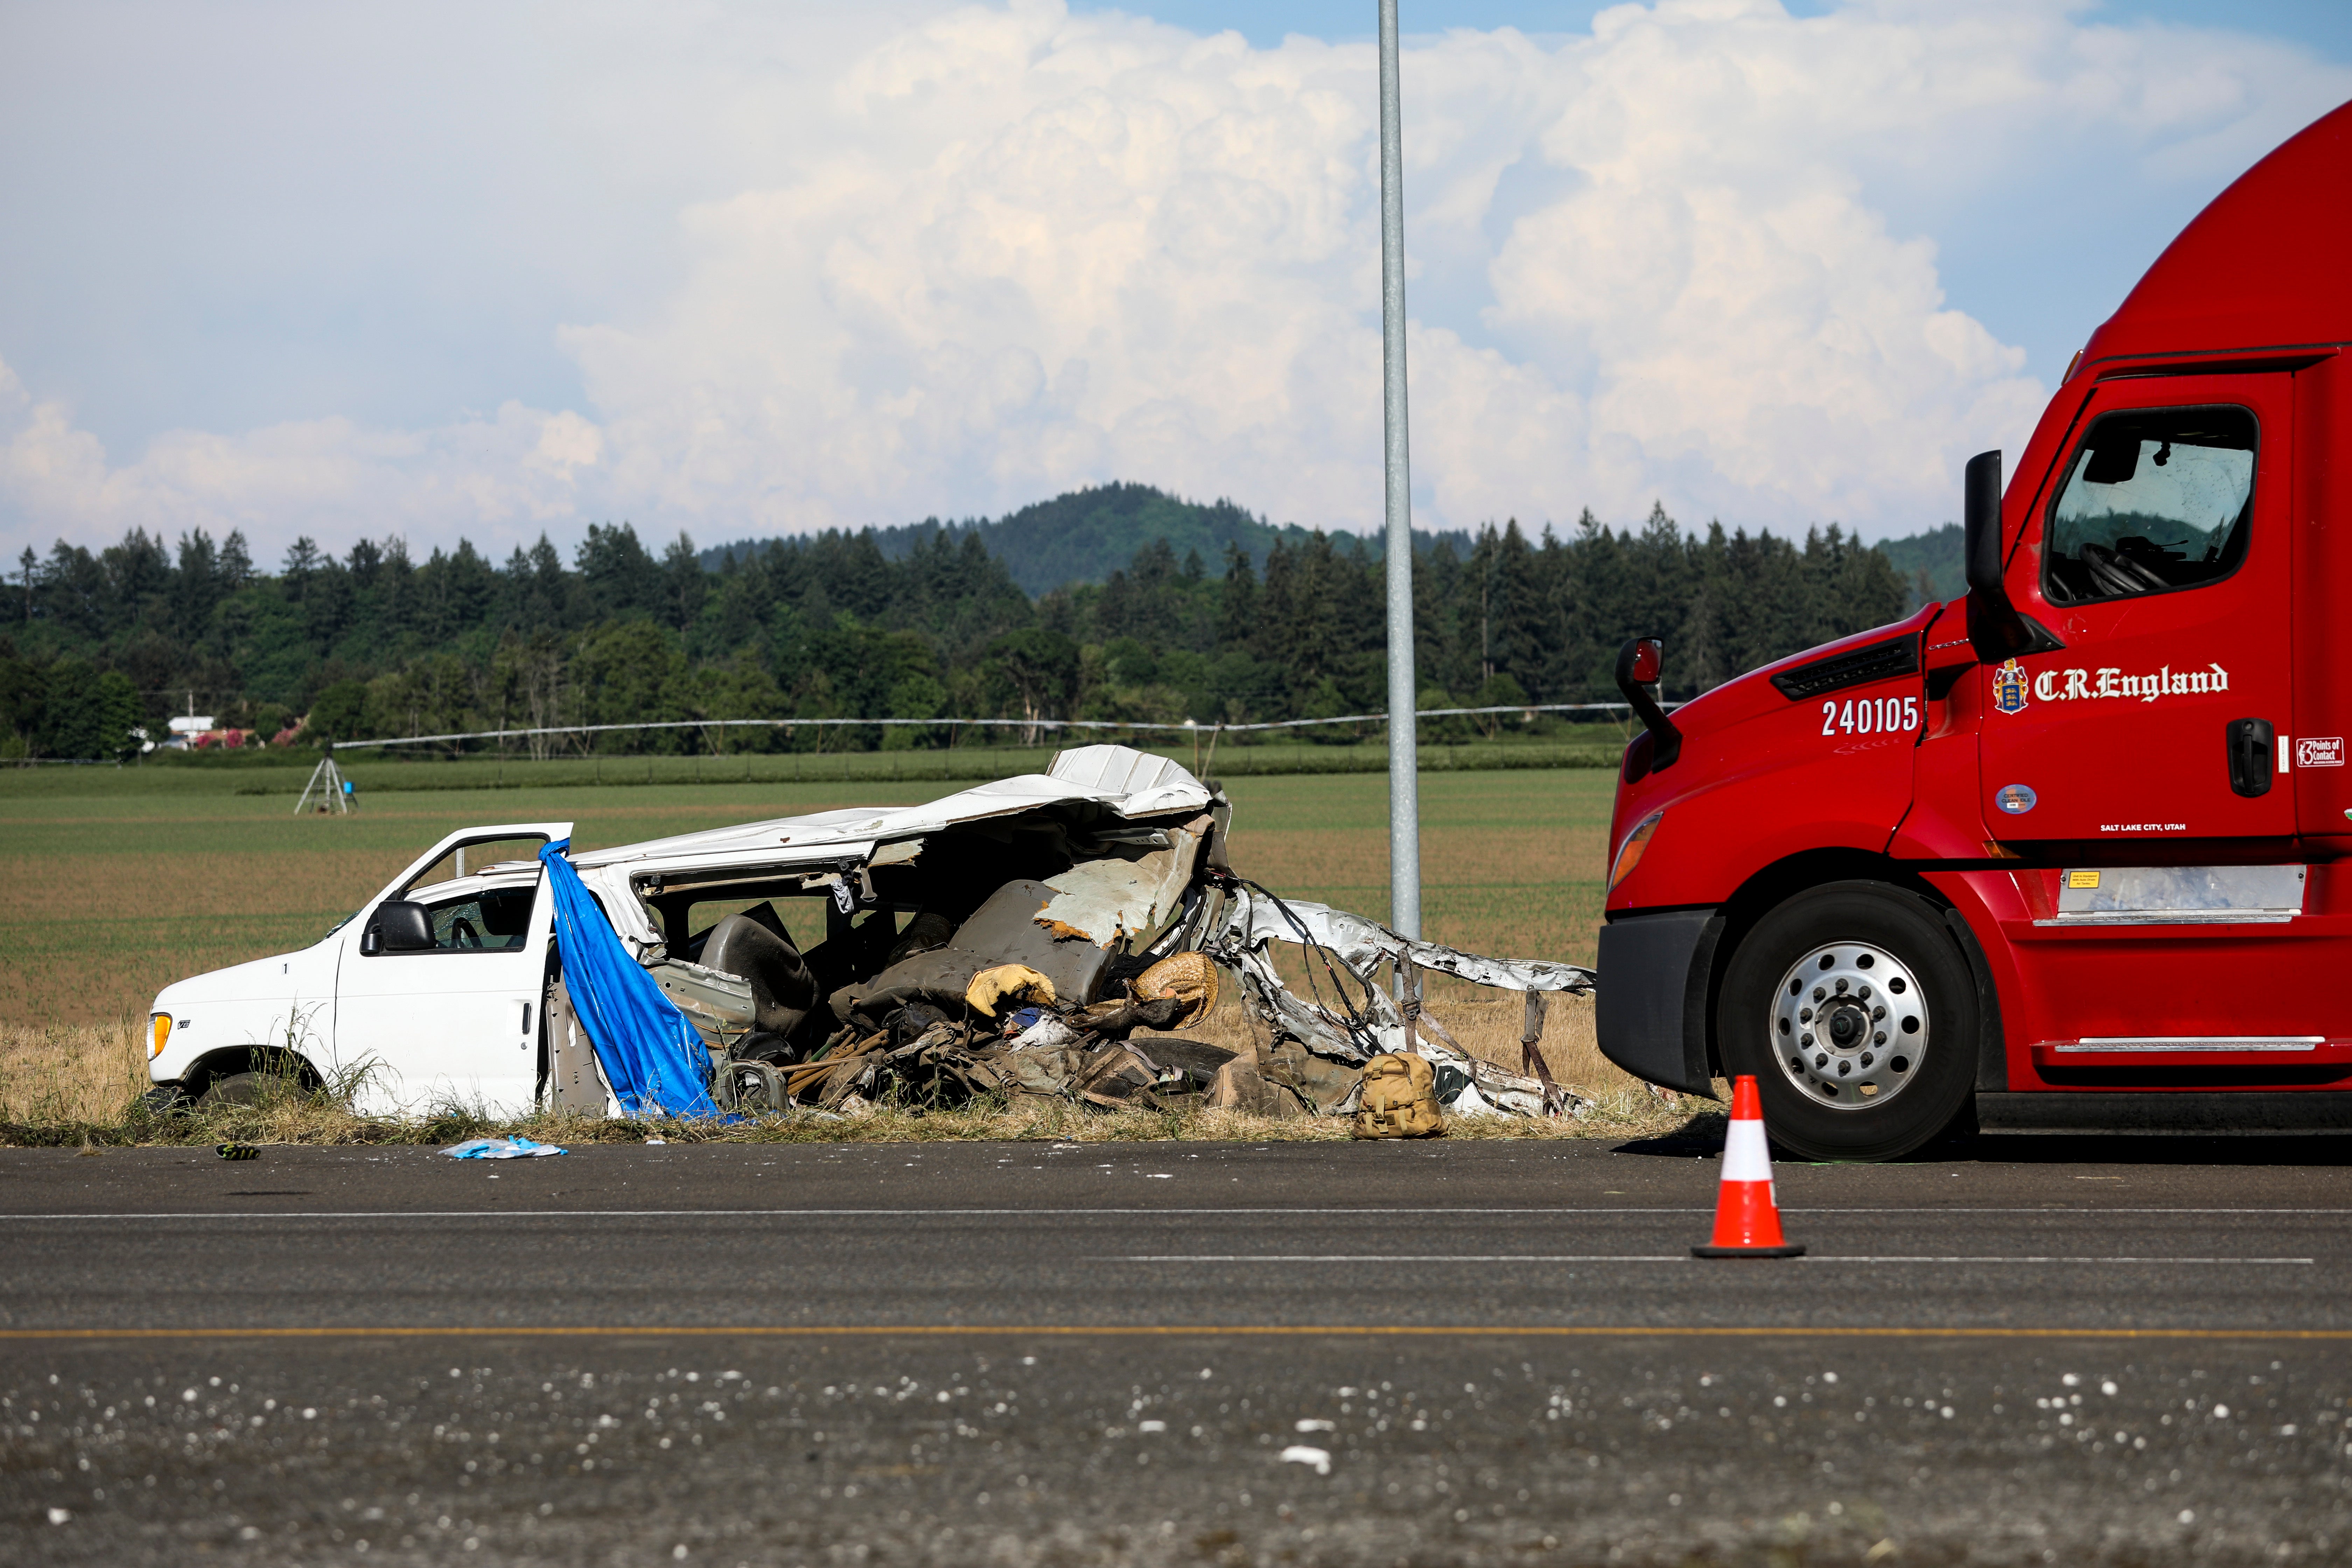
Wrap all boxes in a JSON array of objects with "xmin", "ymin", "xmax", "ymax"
[
  {"xmin": 3, "ymin": 0, "xmax": 2345, "ymax": 565},
  {"xmin": 0, "ymin": 356, "xmax": 610, "ymax": 560}
]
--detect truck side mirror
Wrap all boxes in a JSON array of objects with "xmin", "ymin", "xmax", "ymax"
[
  {"xmin": 1963, "ymin": 450, "xmax": 2004, "ymax": 597},
  {"xmin": 1963, "ymin": 448, "xmax": 2065, "ymax": 662},
  {"xmin": 1614, "ymin": 637, "xmax": 1681, "ymax": 776}
]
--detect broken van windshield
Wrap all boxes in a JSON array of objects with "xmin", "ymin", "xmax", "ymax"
[{"xmin": 2044, "ymin": 405, "xmax": 2255, "ymax": 603}]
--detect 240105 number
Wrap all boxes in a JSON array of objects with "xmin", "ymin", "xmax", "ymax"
[{"xmin": 1821, "ymin": 695, "xmax": 1920, "ymax": 738}]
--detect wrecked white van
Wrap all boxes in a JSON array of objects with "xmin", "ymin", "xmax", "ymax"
[{"xmin": 145, "ymin": 746, "xmax": 1592, "ymax": 1120}]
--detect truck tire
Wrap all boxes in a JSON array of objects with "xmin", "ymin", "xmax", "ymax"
[{"xmin": 1716, "ymin": 881, "xmax": 1976, "ymax": 1162}]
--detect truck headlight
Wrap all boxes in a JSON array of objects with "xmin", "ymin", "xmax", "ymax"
[
  {"xmin": 150, "ymin": 1014, "xmax": 172, "ymax": 1059},
  {"xmin": 1608, "ymin": 810, "xmax": 1665, "ymax": 893}
]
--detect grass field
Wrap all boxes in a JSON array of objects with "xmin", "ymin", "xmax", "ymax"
[
  {"xmin": 74, "ymin": 724, "xmax": 1631, "ymax": 795},
  {"xmin": 0, "ymin": 762, "xmax": 1653, "ymax": 1136}
]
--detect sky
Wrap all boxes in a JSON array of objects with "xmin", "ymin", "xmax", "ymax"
[{"xmin": 1, "ymin": 0, "xmax": 2346, "ymax": 569}]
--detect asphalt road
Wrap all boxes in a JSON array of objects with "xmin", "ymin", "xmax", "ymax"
[{"xmin": 4, "ymin": 1133, "xmax": 2348, "ymax": 1565}]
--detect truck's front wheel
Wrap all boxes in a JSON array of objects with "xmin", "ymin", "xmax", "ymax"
[{"xmin": 1717, "ymin": 881, "xmax": 1977, "ymax": 1162}]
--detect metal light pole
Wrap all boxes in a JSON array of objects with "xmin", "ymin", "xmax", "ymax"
[{"xmin": 1378, "ymin": 0, "xmax": 1421, "ymax": 940}]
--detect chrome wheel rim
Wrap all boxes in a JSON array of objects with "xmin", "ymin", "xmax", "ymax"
[{"xmin": 1768, "ymin": 940, "xmax": 1928, "ymax": 1111}]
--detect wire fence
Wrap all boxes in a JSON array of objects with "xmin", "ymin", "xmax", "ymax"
[{"xmin": 328, "ymin": 701, "xmax": 1662, "ymax": 754}]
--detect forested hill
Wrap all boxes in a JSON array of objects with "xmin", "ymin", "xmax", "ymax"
[
  {"xmin": 5, "ymin": 493, "xmax": 1932, "ymax": 761},
  {"xmin": 700, "ymin": 482, "xmax": 1477, "ymax": 596},
  {"xmin": 1876, "ymin": 523, "xmax": 1965, "ymax": 606}
]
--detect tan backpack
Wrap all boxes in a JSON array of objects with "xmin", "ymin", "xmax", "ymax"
[{"xmin": 1352, "ymin": 1052, "xmax": 1444, "ymax": 1139}]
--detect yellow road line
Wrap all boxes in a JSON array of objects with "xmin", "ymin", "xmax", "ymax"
[{"xmin": 1, "ymin": 1325, "xmax": 2347, "ymax": 1342}]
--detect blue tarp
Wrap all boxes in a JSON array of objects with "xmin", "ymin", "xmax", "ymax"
[
  {"xmin": 442, "ymin": 1135, "xmax": 567, "ymax": 1159},
  {"xmin": 539, "ymin": 840, "xmax": 723, "ymax": 1118}
]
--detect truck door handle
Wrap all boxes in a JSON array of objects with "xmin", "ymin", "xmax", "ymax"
[{"xmin": 2226, "ymin": 717, "xmax": 2275, "ymax": 798}]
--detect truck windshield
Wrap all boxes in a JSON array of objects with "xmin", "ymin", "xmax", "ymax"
[{"xmin": 2044, "ymin": 405, "xmax": 2255, "ymax": 603}]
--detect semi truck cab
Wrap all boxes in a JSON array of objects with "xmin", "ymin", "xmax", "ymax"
[{"xmin": 1594, "ymin": 100, "xmax": 2352, "ymax": 1161}]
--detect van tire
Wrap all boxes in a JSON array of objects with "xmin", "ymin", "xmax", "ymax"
[
  {"xmin": 197, "ymin": 1071, "xmax": 270, "ymax": 1107},
  {"xmin": 1716, "ymin": 881, "xmax": 1976, "ymax": 1162}
]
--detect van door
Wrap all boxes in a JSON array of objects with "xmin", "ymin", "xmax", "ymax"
[
  {"xmin": 333, "ymin": 827, "xmax": 570, "ymax": 1116},
  {"xmin": 1979, "ymin": 372, "xmax": 2294, "ymax": 846}
]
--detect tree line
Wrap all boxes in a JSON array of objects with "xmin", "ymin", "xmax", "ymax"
[{"xmin": 1, "ymin": 496, "xmax": 1909, "ymax": 760}]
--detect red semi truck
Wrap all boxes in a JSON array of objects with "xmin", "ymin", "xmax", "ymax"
[{"xmin": 1594, "ymin": 100, "xmax": 2352, "ymax": 1161}]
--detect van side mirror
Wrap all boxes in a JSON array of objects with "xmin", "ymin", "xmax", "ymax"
[
  {"xmin": 1963, "ymin": 449, "xmax": 2065, "ymax": 661},
  {"xmin": 364, "ymin": 900, "xmax": 434, "ymax": 954}
]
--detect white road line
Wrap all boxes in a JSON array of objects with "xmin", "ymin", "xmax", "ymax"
[
  {"xmin": 0, "ymin": 1206, "xmax": 2343, "ymax": 1220},
  {"xmin": 1117, "ymin": 1255, "xmax": 2317, "ymax": 1265}
]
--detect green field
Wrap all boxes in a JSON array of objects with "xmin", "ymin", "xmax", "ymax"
[
  {"xmin": 0, "ymin": 762, "xmax": 1615, "ymax": 1028},
  {"xmin": 46, "ymin": 725, "xmax": 1629, "ymax": 796}
]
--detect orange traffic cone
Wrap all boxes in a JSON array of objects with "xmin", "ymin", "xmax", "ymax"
[{"xmin": 1692, "ymin": 1074, "xmax": 1805, "ymax": 1258}]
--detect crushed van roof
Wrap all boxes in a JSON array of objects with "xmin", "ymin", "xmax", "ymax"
[{"xmin": 567, "ymin": 746, "xmax": 1212, "ymax": 872}]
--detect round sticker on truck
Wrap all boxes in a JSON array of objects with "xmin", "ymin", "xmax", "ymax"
[{"xmin": 1995, "ymin": 783, "xmax": 2038, "ymax": 815}]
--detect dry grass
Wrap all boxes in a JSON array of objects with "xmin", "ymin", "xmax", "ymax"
[
  {"xmin": 0, "ymin": 1017, "xmax": 149, "ymax": 1126},
  {"xmin": 0, "ymin": 1011, "xmax": 1700, "ymax": 1148}
]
